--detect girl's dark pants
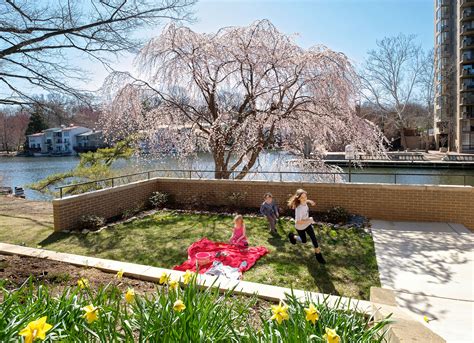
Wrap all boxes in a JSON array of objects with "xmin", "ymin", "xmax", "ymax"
[{"xmin": 297, "ymin": 224, "xmax": 319, "ymax": 248}]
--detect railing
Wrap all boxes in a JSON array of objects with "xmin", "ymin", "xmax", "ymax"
[{"xmin": 55, "ymin": 169, "xmax": 474, "ymax": 198}]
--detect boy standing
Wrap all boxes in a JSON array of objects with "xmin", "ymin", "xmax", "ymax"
[{"xmin": 260, "ymin": 193, "xmax": 279, "ymax": 233}]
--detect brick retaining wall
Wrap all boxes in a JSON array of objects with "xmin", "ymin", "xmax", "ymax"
[
  {"xmin": 53, "ymin": 179, "xmax": 159, "ymax": 231},
  {"xmin": 53, "ymin": 178, "xmax": 474, "ymax": 231}
]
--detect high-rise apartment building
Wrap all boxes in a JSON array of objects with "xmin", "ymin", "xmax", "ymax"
[{"xmin": 434, "ymin": 0, "xmax": 474, "ymax": 153}]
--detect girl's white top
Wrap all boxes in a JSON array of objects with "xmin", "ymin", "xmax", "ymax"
[{"xmin": 295, "ymin": 203, "xmax": 309, "ymax": 230}]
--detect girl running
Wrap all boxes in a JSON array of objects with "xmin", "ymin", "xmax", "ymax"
[{"xmin": 287, "ymin": 189, "xmax": 326, "ymax": 264}]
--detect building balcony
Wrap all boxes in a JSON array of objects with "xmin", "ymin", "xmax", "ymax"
[
  {"xmin": 461, "ymin": 26, "xmax": 474, "ymax": 35},
  {"xmin": 461, "ymin": 95, "xmax": 474, "ymax": 105},
  {"xmin": 461, "ymin": 54, "xmax": 474, "ymax": 63},
  {"xmin": 462, "ymin": 110, "xmax": 474, "ymax": 119},
  {"xmin": 460, "ymin": 82, "xmax": 474, "ymax": 91},
  {"xmin": 461, "ymin": 11, "xmax": 474, "ymax": 21},
  {"xmin": 462, "ymin": 40, "xmax": 474, "ymax": 50},
  {"xmin": 461, "ymin": 0, "xmax": 474, "ymax": 8},
  {"xmin": 461, "ymin": 68, "xmax": 474, "ymax": 77}
]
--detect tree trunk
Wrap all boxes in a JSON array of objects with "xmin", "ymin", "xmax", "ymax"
[
  {"xmin": 303, "ymin": 136, "xmax": 312, "ymax": 159},
  {"xmin": 213, "ymin": 143, "xmax": 229, "ymax": 179},
  {"xmin": 400, "ymin": 127, "xmax": 407, "ymax": 151}
]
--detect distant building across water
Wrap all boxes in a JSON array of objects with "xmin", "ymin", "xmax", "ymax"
[{"xmin": 27, "ymin": 125, "xmax": 106, "ymax": 156}]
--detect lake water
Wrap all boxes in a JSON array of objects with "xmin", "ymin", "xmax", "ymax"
[{"xmin": 1, "ymin": 152, "xmax": 473, "ymax": 200}]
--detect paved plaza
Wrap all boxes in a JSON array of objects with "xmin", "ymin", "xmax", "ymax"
[{"xmin": 371, "ymin": 220, "xmax": 474, "ymax": 342}]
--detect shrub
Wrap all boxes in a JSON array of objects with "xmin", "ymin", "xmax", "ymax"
[
  {"xmin": 325, "ymin": 206, "xmax": 350, "ymax": 224},
  {"xmin": 149, "ymin": 192, "xmax": 169, "ymax": 208},
  {"xmin": 188, "ymin": 193, "xmax": 215, "ymax": 210},
  {"xmin": 77, "ymin": 214, "xmax": 105, "ymax": 231},
  {"xmin": 226, "ymin": 192, "xmax": 247, "ymax": 208},
  {"xmin": 121, "ymin": 202, "xmax": 146, "ymax": 220}
]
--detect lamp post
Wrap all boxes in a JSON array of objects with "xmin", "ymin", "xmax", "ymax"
[{"xmin": 344, "ymin": 144, "xmax": 355, "ymax": 183}]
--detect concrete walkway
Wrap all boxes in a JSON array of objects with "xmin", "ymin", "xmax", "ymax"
[{"xmin": 371, "ymin": 220, "xmax": 474, "ymax": 343}]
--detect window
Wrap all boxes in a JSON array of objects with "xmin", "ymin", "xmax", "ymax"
[
  {"xmin": 441, "ymin": 31, "xmax": 449, "ymax": 43},
  {"xmin": 63, "ymin": 131, "xmax": 69, "ymax": 137}
]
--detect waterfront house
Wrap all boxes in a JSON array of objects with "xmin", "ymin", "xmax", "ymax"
[
  {"xmin": 27, "ymin": 132, "xmax": 45, "ymax": 153},
  {"xmin": 75, "ymin": 130, "xmax": 106, "ymax": 153},
  {"xmin": 27, "ymin": 125, "xmax": 104, "ymax": 156},
  {"xmin": 52, "ymin": 125, "xmax": 90, "ymax": 155}
]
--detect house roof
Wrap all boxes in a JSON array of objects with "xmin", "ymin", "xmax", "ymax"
[
  {"xmin": 27, "ymin": 132, "xmax": 45, "ymax": 137},
  {"xmin": 76, "ymin": 130, "xmax": 102, "ymax": 137},
  {"xmin": 62, "ymin": 126, "xmax": 89, "ymax": 131}
]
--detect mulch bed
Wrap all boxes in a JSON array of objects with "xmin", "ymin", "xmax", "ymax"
[{"xmin": 0, "ymin": 254, "xmax": 159, "ymax": 293}]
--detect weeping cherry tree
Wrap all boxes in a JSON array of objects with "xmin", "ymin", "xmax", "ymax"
[{"xmin": 101, "ymin": 20, "xmax": 384, "ymax": 179}]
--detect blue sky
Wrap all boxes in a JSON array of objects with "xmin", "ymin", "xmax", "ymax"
[
  {"xmin": 88, "ymin": 0, "xmax": 434, "ymax": 90},
  {"xmin": 193, "ymin": 0, "xmax": 434, "ymax": 61},
  {"xmin": 4, "ymin": 0, "xmax": 434, "ymax": 94}
]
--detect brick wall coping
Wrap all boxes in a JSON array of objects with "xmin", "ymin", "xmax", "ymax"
[
  {"xmin": 0, "ymin": 242, "xmax": 445, "ymax": 342},
  {"xmin": 53, "ymin": 176, "xmax": 473, "ymax": 204},
  {"xmin": 53, "ymin": 178, "xmax": 159, "ymax": 203}
]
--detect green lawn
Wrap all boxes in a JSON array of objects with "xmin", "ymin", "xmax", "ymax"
[{"xmin": 0, "ymin": 209, "xmax": 380, "ymax": 300}]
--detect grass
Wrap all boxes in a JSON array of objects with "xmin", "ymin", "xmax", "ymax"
[
  {"xmin": 0, "ymin": 207, "xmax": 380, "ymax": 300},
  {"xmin": 0, "ymin": 275, "xmax": 390, "ymax": 342}
]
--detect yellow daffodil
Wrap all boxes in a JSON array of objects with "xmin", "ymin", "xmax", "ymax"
[
  {"xmin": 173, "ymin": 299, "xmax": 186, "ymax": 312},
  {"xmin": 169, "ymin": 278, "xmax": 179, "ymax": 290},
  {"xmin": 19, "ymin": 316, "xmax": 52, "ymax": 343},
  {"xmin": 116, "ymin": 269, "xmax": 124, "ymax": 279},
  {"xmin": 270, "ymin": 302, "xmax": 289, "ymax": 324},
  {"xmin": 423, "ymin": 316, "xmax": 430, "ymax": 323},
  {"xmin": 82, "ymin": 304, "xmax": 99, "ymax": 324},
  {"xmin": 125, "ymin": 288, "xmax": 135, "ymax": 303},
  {"xmin": 183, "ymin": 270, "xmax": 193, "ymax": 285},
  {"xmin": 77, "ymin": 278, "xmax": 89, "ymax": 289},
  {"xmin": 304, "ymin": 303, "xmax": 319, "ymax": 324},
  {"xmin": 323, "ymin": 327, "xmax": 340, "ymax": 343},
  {"xmin": 159, "ymin": 272, "xmax": 170, "ymax": 285}
]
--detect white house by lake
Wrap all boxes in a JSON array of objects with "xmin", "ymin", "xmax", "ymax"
[{"xmin": 27, "ymin": 125, "xmax": 105, "ymax": 156}]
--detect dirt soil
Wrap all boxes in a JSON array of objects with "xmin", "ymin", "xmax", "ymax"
[
  {"xmin": 0, "ymin": 253, "xmax": 271, "ymax": 328},
  {"xmin": 0, "ymin": 254, "xmax": 157, "ymax": 293}
]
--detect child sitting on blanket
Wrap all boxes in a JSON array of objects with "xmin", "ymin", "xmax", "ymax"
[{"xmin": 230, "ymin": 214, "xmax": 249, "ymax": 249}]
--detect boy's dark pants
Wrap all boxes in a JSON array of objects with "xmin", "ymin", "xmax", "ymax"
[{"xmin": 266, "ymin": 215, "xmax": 277, "ymax": 231}]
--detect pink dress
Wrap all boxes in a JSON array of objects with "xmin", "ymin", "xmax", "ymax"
[{"xmin": 230, "ymin": 225, "xmax": 248, "ymax": 247}]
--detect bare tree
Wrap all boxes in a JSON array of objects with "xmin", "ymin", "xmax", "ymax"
[
  {"xmin": 0, "ymin": 0, "xmax": 195, "ymax": 106},
  {"xmin": 360, "ymin": 34, "xmax": 424, "ymax": 150},
  {"xmin": 0, "ymin": 108, "xmax": 28, "ymax": 152},
  {"xmin": 102, "ymin": 20, "xmax": 385, "ymax": 179},
  {"xmin": 419, "ymin": 48, "xmax": 435, "ymax": 130}
]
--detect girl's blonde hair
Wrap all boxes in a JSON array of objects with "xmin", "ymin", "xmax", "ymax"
[
  {"xmin": 233, "ymin": 214, "xmax": 244, "ymax": 225},
  {"xmin": 287, "ymin": 189, "xmax": 307, "ymax": 209}
]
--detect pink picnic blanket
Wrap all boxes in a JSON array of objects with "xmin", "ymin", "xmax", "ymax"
[{"xmin": 173, "ymin": 238, "xmax": 269, "ymax": 274}]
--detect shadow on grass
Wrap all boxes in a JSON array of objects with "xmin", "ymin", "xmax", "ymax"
[
  {"xmin": 0, "ymin": 213, "xmax": 52, "ymax": 229},
  {"xmin": 38, "ymin": 232, "xmax": 70, "ymax": 246},
  {"xmin": 305, "ymin": 259, "xmax": 340, "ymax": 296}
]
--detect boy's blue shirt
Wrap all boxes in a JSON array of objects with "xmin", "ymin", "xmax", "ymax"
[{"xmin": 260, "ymin": 201, "xmax": 278, "ymax": 216}]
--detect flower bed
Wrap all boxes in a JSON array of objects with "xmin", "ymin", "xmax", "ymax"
[{"xmin": 0, "ymin": 255, "xmax": 390, "ymax": 342}]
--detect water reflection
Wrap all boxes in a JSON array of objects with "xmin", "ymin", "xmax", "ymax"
[{"xmin": 1, "ymin": 152, "xmax": 473, "ymax": 201}]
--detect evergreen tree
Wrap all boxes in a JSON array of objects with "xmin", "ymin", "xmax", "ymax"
[{"xmin": 25, "ymin": 106, "xmax": 48, "ymax": 136}]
